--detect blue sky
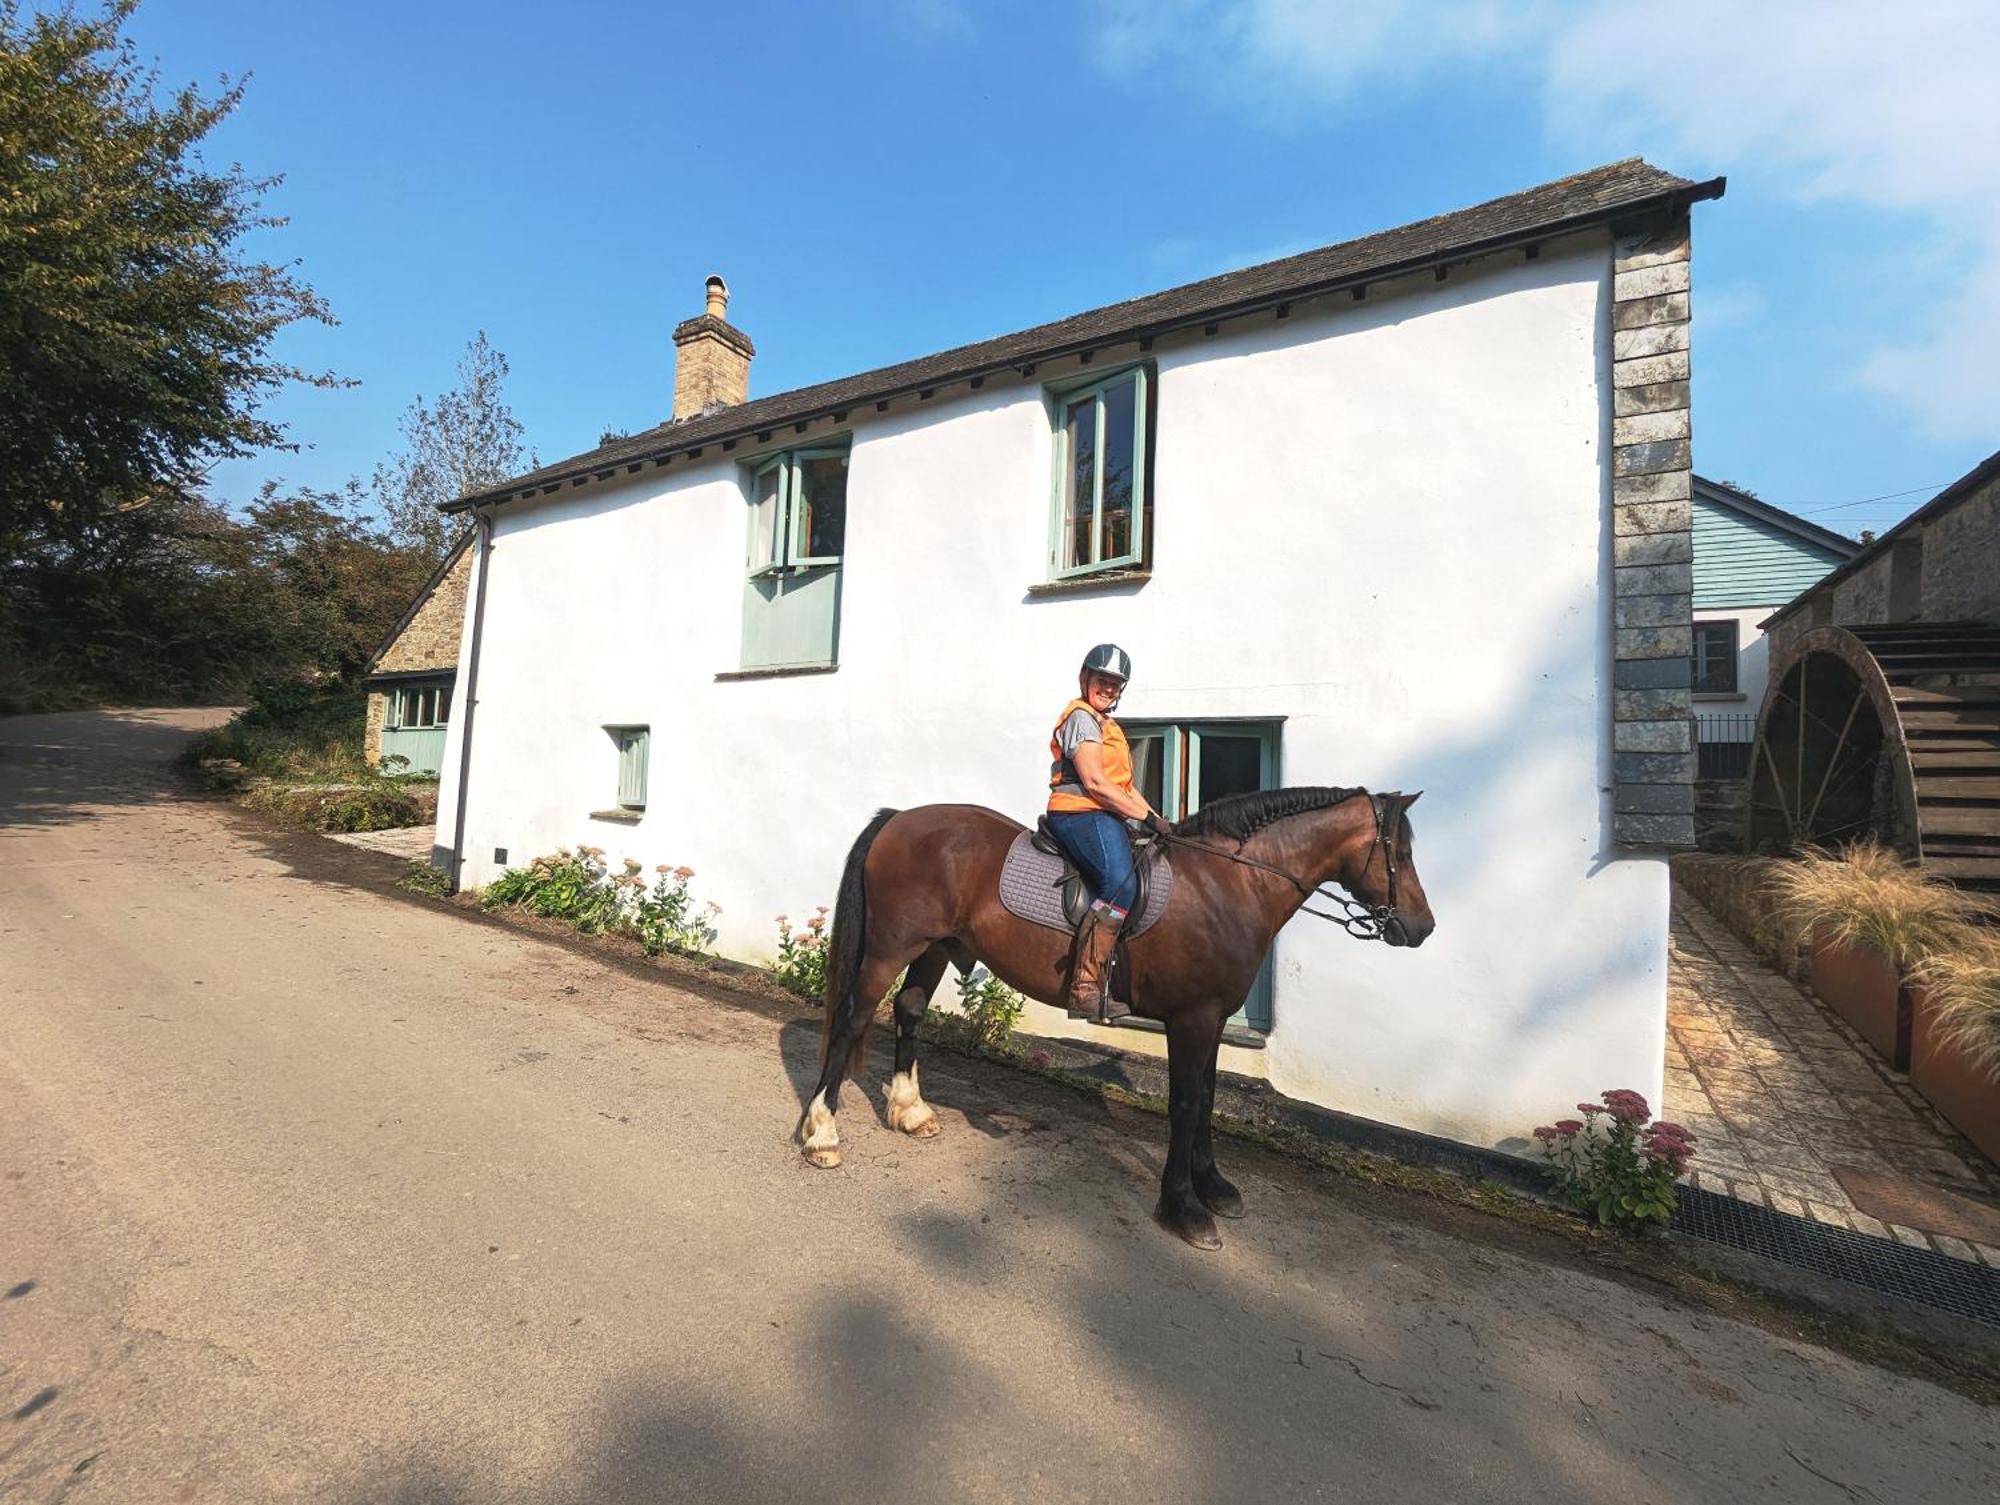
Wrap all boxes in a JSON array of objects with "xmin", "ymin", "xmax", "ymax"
[{"xmin": 123, "ymin": 0, "xmax": 1999, "ymax": 539}]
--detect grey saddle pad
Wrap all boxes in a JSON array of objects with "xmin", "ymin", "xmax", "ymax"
[{"xmin": 997, "ymin": 830, "xmax": 1172, "ymax": 938}]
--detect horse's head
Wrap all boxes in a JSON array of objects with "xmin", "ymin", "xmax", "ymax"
[{"xmin": 1348, "ymin": 792, "xmax": 1435, "ymax": 948}]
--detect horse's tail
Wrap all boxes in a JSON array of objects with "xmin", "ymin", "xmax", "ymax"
[{"xmin": 823, "ymin": 807, "xmax": 898, "ymax": 1072}]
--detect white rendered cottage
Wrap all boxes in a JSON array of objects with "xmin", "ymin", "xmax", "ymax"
[{"xmin": 433, "ymin": 160, "xmax": 1724, "ymax": 1150}]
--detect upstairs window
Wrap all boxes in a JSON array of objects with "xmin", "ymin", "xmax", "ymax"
[
  {"xmin": 1693, "ymin": 621, "xmax": 1739, "ymax": 695},
  {"xmin": 740, "ymin": 445, "xmax": 848, "ymax": 671},
  {"xmin": 749, "ymin": 448, "xmax": 847, "ymax": 574},
  {"xmin": 1050, "ymin": 366, "xmax": 1149, "ymax": 578}
]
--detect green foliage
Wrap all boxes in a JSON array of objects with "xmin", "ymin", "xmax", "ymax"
[
  {"xmin": 954, "ymin": 965, "xmax": 1024, "ymax": 1051},
  {"xmin": 241, "ymin": 780, "xmax": 419, "ymax": 834},
  {"xmin": 0, "ymin": 0, "xmax": 335, "ymax": 554},
  {"xmin": 481, "ymin": 848, "xmax": 719, "ymax": 958},
  {"xmin": 397, "ymin": 862, "xmax": 453, "ymax": 898},
  {"xmin": 182, "ymin": 681, "xmax": 374, "ymax": 781},
  {"xmin": 372, "ymin": 333, "xmax": 534, "ymax": 560},
  {"xmin": 1534, "ymin": 1090, "xmax": 1696, "ymax": 1232},
  {"xmin": 634, "ymin": 865, "xmax": 721, "ymax": 958},
  {"xmin": 771, "ymin": 908, "xmax": 830, "ymax": 996}
]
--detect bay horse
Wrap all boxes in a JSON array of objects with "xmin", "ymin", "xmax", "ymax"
[{"xmin": 798, "ymin": 786, "xmax": 1434, "ymax": 1250}]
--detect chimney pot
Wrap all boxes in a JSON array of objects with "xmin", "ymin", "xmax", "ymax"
[{"xmin": 704, "ymin": 275, "xmax": 729, "ymax": 320}]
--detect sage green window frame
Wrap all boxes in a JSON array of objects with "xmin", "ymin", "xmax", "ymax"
[
  {"xmin": 1047, "ymin": 366, "xmax": 1149, "ymax": 580},
  {"xmin": 609, "ymin": 725, "xmax": 649, "ymax": 811},
  {"xmin": 388, "ymin": 683, "xmax": 449, "ymax": 730},
  {"xmin": 746, "ymin": 445, "xmax": 849, "ymax": 576}
]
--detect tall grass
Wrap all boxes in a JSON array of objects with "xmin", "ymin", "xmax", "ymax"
[
  {"xmin": 1767, "ymin": 841, "xmax": 1993, "ymax": 971},
  {"xmin": 1908, "ymin": 937, "xmax": 2000, "ymax": 1083},
  {"xmin": 180, "ymin": 681, "xmax": 375, "ymax": 782}
]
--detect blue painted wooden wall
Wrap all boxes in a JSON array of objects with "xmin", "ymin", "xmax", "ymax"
[{"xmin": 1692, "ymin": 492, "xmax": 1849, "ymax": 609}]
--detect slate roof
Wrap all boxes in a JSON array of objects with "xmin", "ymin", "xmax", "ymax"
[{"xmin": 448, "ymin": 158, "xmax": 1724, "ymax": 514}]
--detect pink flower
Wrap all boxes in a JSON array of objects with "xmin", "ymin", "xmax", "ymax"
[
  {"xmin": 1552, "ymin": 1119, "xmax": 1584, "ymax": 1136},
  {"xmin": 623, "ymin": 858, "xmax": 641, "ymax": 871},
  {"xmin": 1600, "ymin": 1089, "xmax": 1651, "ymax": 1124},
  {"xmin": 816, "ymin": 905, "xmax": 830, "ymax": 915},
  {"xmin": 1533, "ymin": 1125, "xmax": 1559, "ymax": 1141},
  {"xmin": 807, "ymin": 915, "xmax": 825, "ymax": 931},
  {"xmin": 1646, "ymin": 1121, "xmax": 1696, "ymax": 1144},
  {"xmin": 674, "ymin": 866, "xmax": 695, "ymax": 880},
  {"xmin": 1577, "ymin": 1102, "xmax": 1605, "ymax": 1117},
  {"xmin": 656, "ymin": 864, "xmax": 671, "ymax": 874},
  {"xmin": 1029, "ymin": 1049, "xmax": 1052, "ymax": 1067}
]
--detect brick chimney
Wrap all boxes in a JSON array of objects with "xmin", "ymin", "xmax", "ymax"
[{"xmin": 671, "ymin": 275, "xmax": 754, "ymax": 420}]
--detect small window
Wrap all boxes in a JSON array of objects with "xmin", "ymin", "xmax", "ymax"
[
  {"xmin": 1693, "ymin": 621, "xmax": 1739, "ymax": 695},
  {"xmin": 748, "ymin": 447, "xmax": 848, "ymax": 575},
  {"xmin": 390, "ymin": 684, "xmax": 449, "ymax": 729},
  {"xmin": 1050, "ymin": 366, "xmax": 1148, "ymax": 578},
  {"xmin": 610, "ymin": 726, "xmax": 649, "ymax": 810}
]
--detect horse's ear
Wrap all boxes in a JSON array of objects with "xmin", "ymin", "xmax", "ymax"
[{"xmin": 1403, "ymin": 791, "xmax": 1422, "ymax": 808}]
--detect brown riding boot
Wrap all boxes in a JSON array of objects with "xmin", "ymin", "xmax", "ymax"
[{"xmin": 1066, "ymin": 907, "xmax": 1130, "ymax": 1023}]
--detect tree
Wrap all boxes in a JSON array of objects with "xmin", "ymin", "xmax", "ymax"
[
  {"xmin": 0, "ymin": 0, "xmax": 335, "ymax": 555},
  {"xmin": 373, "ymin": 331, "xmax": 534, "ymax": 559}
]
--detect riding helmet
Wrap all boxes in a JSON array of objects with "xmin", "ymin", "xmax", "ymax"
[{"xmin": 1080, "ymin": 643, "xmax": 1132, "ymax": 683}]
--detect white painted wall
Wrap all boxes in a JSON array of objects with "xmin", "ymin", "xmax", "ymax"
[
  {"xmin": 1694, "ymin": 606, "xmax": 1775, "ymax": 739},
  {"xmin": 436, "ymin": 232, "xmax": 1671, "ymax": 1150}
]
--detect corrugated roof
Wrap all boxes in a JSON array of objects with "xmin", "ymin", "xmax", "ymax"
[{"xmin": 449, "ymin": 158, "xmax": 1723, "ymax": 514}]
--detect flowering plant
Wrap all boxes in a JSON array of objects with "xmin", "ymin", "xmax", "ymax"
[
  {"xmin": 955, "ymin": 964, "xmax": 1024, "ymax": 1050},
  {"xmin": 1534, "ymin": 1089, "xmax": 1696, "ymax": 1231},
  {"xmin": 772, "ymin": 907, "xmax": 831, "ymax": 998},
  {"xmin": 635, "ymin": 865, "xmax": 720, "ymax": 957}
]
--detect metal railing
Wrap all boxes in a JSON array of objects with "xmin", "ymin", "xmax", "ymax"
[{"xmin": 1696, "ymin": 712, "xmax": 1757, "ymax": 780}]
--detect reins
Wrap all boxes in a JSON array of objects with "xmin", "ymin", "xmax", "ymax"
[{"xmin": 1148, "ymin": 792, "xmax": 1402, "ymax": 942}]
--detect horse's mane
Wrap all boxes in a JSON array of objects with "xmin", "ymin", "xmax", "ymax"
[{"xmin": 1172, "ymin": 785, "xmax": 1366, "ymax": 843}]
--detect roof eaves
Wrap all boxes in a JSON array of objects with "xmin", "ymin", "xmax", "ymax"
[{"xmin": 449, "ymin": 161, "xmax": 1725, "ymax": 515}]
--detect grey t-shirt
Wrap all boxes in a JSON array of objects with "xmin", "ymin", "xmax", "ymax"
[{"xmin": 1052, "ymin": 707, "xmax": 1103, "ymax": 799}]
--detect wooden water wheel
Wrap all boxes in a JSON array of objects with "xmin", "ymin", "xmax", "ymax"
[{"xmin": 1746, "ymin": 622, "xmax": 2000, "ymax": 892}]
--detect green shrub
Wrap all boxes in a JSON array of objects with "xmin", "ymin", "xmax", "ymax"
[
  {"xmin": 396, "ymin": 862, "xmax": 453, "ymax": 898},
  {"xmin": 242, "ymin": 781, "xmax": 419, "ymax": 833},
  {"xmin": 955, "ymin": 965, "xmax": 1024, "ymax": 1051},
  {"xmin": 481, "ymin": 847, "xmax": 718, "ymax": 957},
  {"xmin": 771, "ymin": 908, "xmax": 830, "ymax": 996},
  {"xmin": 182, "ymin": 679, "xmax": 376, "ymax": 783}
]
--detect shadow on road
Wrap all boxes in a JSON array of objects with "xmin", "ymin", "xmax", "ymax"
[{"xmin": 0, "ymin": 707, "xmax": 232, "ymax": 832}]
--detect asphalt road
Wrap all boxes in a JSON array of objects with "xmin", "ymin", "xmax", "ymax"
[{"xmin": 2, "ymin": 709, "xmax": 1996, "ymax": 1504}]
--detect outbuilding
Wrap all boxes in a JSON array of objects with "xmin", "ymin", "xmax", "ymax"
[{"xmin": 432, "ymin": 160, "xmax": 1724, "ymax": 1149}]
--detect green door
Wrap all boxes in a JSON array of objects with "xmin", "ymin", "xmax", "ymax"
[{"xmin": 1126, "ymin": 720, "xmax": 1281, "ymax": 1031}]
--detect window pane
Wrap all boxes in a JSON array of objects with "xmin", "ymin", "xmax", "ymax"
[
  {"xmin": 437, "ymin": 683, "xmax": 452, "ymax": 724},
  {"xmin": 1129, "ymin": 733, "xmax": 1165, "ymax": 815},
  {"xmin": 750, "ymin": 465, "xmax": 782, "ymax": 569},
  {"xmin": 1694, "ymin": 623, "xmax": 1736, "ymax": 694},
  {"xmin": 1098, "ymin": 376, "xmax": 1137, "ymax": 562},
  {"xmin": 797, "ymin": 454, "xmax": 847, "ymax": 560},
  {"xmin": 1063, "ymin": 397, "xmax": 1095, "ymax": 568},
  {"xmin": 1196, "ymin": 733, "xmax": 1264, "ymax": 807}
]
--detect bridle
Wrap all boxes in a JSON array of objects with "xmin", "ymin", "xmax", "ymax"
[{"xmin": 1150, "ymin": 792, "xmax": 1406, "ymax": 943}]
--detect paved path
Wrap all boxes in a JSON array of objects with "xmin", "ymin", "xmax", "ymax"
[
  {"xmin": 3, "ymin": 710, "xmax": 1997, "ymax": 1504},
  {"xmin": 1665, "ymin": 893, "xmax": 2000, "ymax": 1262}
]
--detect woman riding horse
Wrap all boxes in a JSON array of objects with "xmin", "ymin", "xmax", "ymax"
[{"xmin": 1046, "ymin": 643, "xmax": 1174, "ymax": 1023}]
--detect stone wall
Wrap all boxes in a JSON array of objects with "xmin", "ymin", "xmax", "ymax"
[
  {"xmin": 1670, "ymin": 852, "xmax": 1807, "ymax": 980},
  {"xmin": 1610, "ymin": 213, "xmax": 1696, "ymax": 848},
  {"xmin": 377, "ymin": 543, "xmax": 472, "ymax": 675},
  {"xmin": 364, "ymin": 689, "xmax": 388, "ymax": 766},
  {"xmin": 1920, "ymin": 466, "xmax": 2000, "ymax": 623}
]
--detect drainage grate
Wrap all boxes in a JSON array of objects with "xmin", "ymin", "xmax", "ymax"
[{"xmin": 1674, "ymin": 1185, "xmax": 2000, "ymax": 1328}]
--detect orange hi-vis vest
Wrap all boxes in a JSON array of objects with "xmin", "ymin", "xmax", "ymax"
[{"xmin": 1048, "ymin": 698, "xmax": 1134, "ymax": 814}]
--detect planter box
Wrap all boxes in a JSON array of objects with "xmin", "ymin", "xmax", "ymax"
[
  {"xmin": 1910, "ymin": 986, "xmax": 2000, "ymax": 1168},
  {"xmin": 1809, "ymin": 932, "xmax": 1910, "ymax": 1069}
]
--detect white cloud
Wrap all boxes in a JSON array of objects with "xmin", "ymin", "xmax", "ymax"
[{"xmin": 1088, "ymin": 0, "xmax": 2000, "ymax": 441}]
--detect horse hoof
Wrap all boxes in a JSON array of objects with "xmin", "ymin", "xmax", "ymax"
[
  {"xmin": 1158, "ymin": 1204, "xmax": 1223, "ymax": 1251},
  {"xmin": 1196, "ymin": 1176, "xmax": 1246, "ymax": 1219},
  {"xmin": 803, "ymin": 1143, "xmax": 843, "ymax": 1169},
  {"xmin": 903, "ymin": 1114, "xmax": 942, "ymax": 1140},
  {"xmin": 888, "ymin": 1104, "xmax": 941, "ymax": 1139}
]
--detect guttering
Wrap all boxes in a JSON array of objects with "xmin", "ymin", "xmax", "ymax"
[
  {"xmin": 445, "ymin": 508, "xmax": 495, "ymax": 895},
  {"xmin": 446, "ymin": 174, "xmax": 1726, "ymax": 516}
]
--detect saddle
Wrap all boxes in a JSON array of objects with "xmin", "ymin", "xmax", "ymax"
[{"xmin": 997, "ymin": 818, "xmax": 1173, "ymax": 939}]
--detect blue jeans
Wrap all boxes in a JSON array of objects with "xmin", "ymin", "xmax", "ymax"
[{"xmin": 1046, "ymin": 810, "xmax": 1138, "ymax": 913}]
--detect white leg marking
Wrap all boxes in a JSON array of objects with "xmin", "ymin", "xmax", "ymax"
[
  {"xmin": 887, "ymin": 1063, "xmax": 940, "ymax": 1139},
  {"xmin": 800, "ymin": 1088, "xmax": 842, "ymax": 1168}
]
